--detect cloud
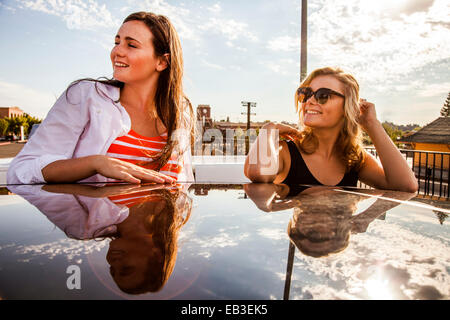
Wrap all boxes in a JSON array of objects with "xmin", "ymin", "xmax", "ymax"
[
  {"xmin": 415, "ymin": 82, "xmax": 450, "ymax": 98},
  {"xmin": 266, "ymin": 0, "xmax": 450, "ymax": 90},
  {"xmin": 267, "ymin": 35, "xmax": 299, "ymax": 52},
  {"xmin": 207, "ymin": 3, "xmax": 222, "ymax": 14},
  {"xmin": 402, "ymin": 0, "xmax": 435, "ymax": 15},
  {"xmin": 125, "ymin": 0, "xmax": 198, "ymax": 42},
  {"xmin": 121, "ymin": 0, "xmax": 258, "ymax": 50},
  {"xmin": 0, "ymin": 80, "xmax": 56, "ymax": 119},
  {"xmin": 16, "ymin": 0, "xmax": 119, "ymax": 30},
  {"xmin": 202, "ymin": 59, "xmax": 225, "ymax": 70},
  {"xmin": 199, "ymin": 17, "xmax": 258, "ymax": 43},
  {"xmin": 308, "ymin": 0, "xmax": 450, "ymax": 86}
]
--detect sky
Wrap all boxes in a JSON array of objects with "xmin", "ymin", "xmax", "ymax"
[{"xmin": 0, "ymin": 0, "xmax": 449, "ymax": 126}]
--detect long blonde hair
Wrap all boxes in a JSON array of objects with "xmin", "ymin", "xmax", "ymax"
[{"xmin": 294, "ymin": 67, "xmax": 365, "ymax": 172}]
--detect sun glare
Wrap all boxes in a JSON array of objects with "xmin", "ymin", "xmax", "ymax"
[{"xmin": 364, "ymin": 272, "xmax": 393, "ymax": 300}]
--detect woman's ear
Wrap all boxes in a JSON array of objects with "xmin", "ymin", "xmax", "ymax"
[{"xmin": 156, "ymin": 53, "xmax": 170, "ymax": 72}]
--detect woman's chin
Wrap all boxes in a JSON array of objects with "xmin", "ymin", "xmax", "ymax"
[{"xmin": 303, "ymin": 119, "xmax": 320, "ymax": 128}]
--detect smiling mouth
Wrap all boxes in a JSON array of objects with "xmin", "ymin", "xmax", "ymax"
[
  {"xmin": 114, "ymin": 62, "xmax": 129, "ymax": 68},
  {"xmin": 305, "ymin": 110, "xmax": 322, "ymax": 115}
]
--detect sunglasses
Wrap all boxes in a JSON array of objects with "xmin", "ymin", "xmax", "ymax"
[{"xmin": 297, "ymin": 87, "xmax": 345, "ymax": 105}]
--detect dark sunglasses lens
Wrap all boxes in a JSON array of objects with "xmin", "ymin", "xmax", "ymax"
[
  {"xmin": 298, "ymin": 87, "xmax": 312, "ymax": 103},
  {"xmin": 316, "ymin": 89, "xmax": 331, "ymax": 104}
]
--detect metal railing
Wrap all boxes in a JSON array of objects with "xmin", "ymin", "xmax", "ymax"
[{"xmin": 364, "ymin": 147, "xmax": 449, "ymax": 199}]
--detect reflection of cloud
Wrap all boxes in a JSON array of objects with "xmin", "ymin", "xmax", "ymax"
[
  {"xmin": 179, "ymin": 225, "xmax": 250, "ymax": 261},
  {"xmin": 196, "ymin": 232, "xmax": 250, "ymax": 248},
  {"xmin": 9, "ymin": 239, "xmax": 107, "ymax": 262},
  {"xmin": 257, "ymin": 228, "xmax": 285, "ymax": 241},
  {"xmin": 289, "ymin": 220, "xmax": 449, "ymax": 299}
]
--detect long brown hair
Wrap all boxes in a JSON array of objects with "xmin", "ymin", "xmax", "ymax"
[
  {"xmin": 69, "ymin": 11, "xmax": 194, "ymax": 169},
  {"xmin": 120, "ymin": 188, "xmax": 192, "ymax": 294},
  {"xmin": 294, "ymin": 67, "xmax": 365, "ymax": 172}
]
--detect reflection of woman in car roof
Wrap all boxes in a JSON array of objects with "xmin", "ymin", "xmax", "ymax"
[
  {"xmin": 287, "ymin": 188, "xmax": 361, "ymax": 258},
  {"xmin": 244, "ymin": 183, "xmax": 414, "ymax": 258},
  {"xmin": 106, "ymin": 187, "xmax": 191, "ymax": 294},
  {"xmin": 8, "ymin": 183, "xmax": 192, "ymax": 294}
]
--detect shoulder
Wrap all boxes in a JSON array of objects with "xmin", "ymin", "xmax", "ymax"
[
  {"xmin": 279, "ymin": 140, "xmax": 292, "ymax": 166},
  {"xmin": 66, "ymin": 80, "xmax": 120, "ymax": 103}
]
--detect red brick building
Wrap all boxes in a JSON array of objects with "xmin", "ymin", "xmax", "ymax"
[{"xmin": 0, "ymin": 107, "xmax": 24, "ymax": 119}]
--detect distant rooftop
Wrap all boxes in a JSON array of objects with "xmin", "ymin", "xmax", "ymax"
[{"xmin": 400, "ymin": 117, "xmax": 450, "ymax": 144}]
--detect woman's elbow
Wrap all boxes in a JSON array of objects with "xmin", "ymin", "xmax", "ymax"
[
  {"xmin": 393, "ymin": 178, "xmax": 419, "ymax": 193},
  {"xmin": 244, "ymin": 165, "xmax": 275, "ymax": 183},
  {"xmin": 405, "ymin": 179, "xmax": 419, "ymax": 193}
]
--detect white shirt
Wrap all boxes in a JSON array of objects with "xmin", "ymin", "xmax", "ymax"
[{"xmin": 7, "ymin": 81, "xmax": 194, "ymax": 184}]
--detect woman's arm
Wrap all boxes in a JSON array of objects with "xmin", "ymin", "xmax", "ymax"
[
  {"xmin": 357, "ymin": 100, "xmax": 418, "ymax": 192},
  {"xmin": 42, "ymin": 155, "xmax": 175, "ymax": 184},
  {"xmin": 244, "ymin": 122, "xmax": 299, "ymax": 183},
  {"xmin": 243, "ymin": 183, "xmax": 291, "ymax": 212},
  {"xmin": 7, "ymin": 82, "xmax": 175, "ymax": 185}
]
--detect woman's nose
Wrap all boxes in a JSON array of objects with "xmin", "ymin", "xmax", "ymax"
[
  {"xmin": 305, "ymin": 94, "xmax": 317, "ymax": 104},
  {"xmin": 112, "ymin": 44, "xmax": 125, "ymax": 57}
]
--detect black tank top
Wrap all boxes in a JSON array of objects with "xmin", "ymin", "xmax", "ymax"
[{"xmin": 282, "ymin": 140, "xmax": 358, "ymax": 187}]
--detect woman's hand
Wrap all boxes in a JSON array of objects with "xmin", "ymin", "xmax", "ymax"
[
  {"xmin": 262, "ymin": 122, "xmax": 302, "ymax": 141},
  {"xmin": 92, "ymin": 155, "xmax": 176, "ymax": 184},
  {"xmin": 42, "ymin": 183, "xmax": 168, "ymax": 198},
  {"xmin": 357, "ymin": 99, "xmax": 380, "ymax": 132}
]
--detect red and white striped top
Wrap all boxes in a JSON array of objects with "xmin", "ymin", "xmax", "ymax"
[{"xmin": 106, "ymin": 129, "xmax": 183, "ymax": 180}]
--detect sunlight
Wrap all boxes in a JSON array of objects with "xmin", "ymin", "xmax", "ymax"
[{"xmin": 364, "ymin": 272, "xmax": 393, "ymax": 300}]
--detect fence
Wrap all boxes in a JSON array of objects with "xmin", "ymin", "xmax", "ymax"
[{"xmin": 364, "ymin": 147, "xmax": 449, "ymax": 199}]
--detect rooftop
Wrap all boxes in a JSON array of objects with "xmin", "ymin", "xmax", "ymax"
[{"xmin": 400, "ymin": 117, "xmax": 450, "ymax": 144}]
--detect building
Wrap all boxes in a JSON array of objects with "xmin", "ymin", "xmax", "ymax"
[
  {"xmin": 197, "ymin": 105, "xmax": 213, "ymax": 129},
  {"xmin": 0, "ymin": 107, "xmax": 24, "ymax": 119},
  {"xmin": 399, "ymin": 116, "xmax": 450, "ymax": 174}
]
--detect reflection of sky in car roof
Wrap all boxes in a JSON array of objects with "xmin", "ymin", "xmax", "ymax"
[{"xmin": 0, "ymin": 184, "xmax": 448, "ymax": 300}]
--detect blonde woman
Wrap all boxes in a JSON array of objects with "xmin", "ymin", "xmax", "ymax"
[
  {"xmin": 7, "ymin": 12, "xmax": 193, "ymax": 185},
  {"xmin": 244, "ymin": 67, "xmax": 418, "ymax": 192}
]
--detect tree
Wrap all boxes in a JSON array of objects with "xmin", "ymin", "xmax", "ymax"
[
  {"xmin": 6, "ymin": 116, "xmax": 29, "ymax": 137},
  {"xmin": 0, "ymin": 118, "xmax": 9, "ymax": 136},
  {"xmin": 23, "ymin": 113, "xmax": 42, "ymax": 135},
  {"xmin": 382, "ymin": 122, "xmax": 403, "ymax": 145},
  {"xmin": 441, "ymin": 92, "xmax": 450, "ymax": 117},
  {"xmin": 0, "ymin": 114, "xmax": 42, "ymax": 138}
]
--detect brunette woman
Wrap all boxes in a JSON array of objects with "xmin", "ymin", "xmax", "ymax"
[{"xmin": 8, "ymin": 12, "xmax": 194, "ymax": 184}]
